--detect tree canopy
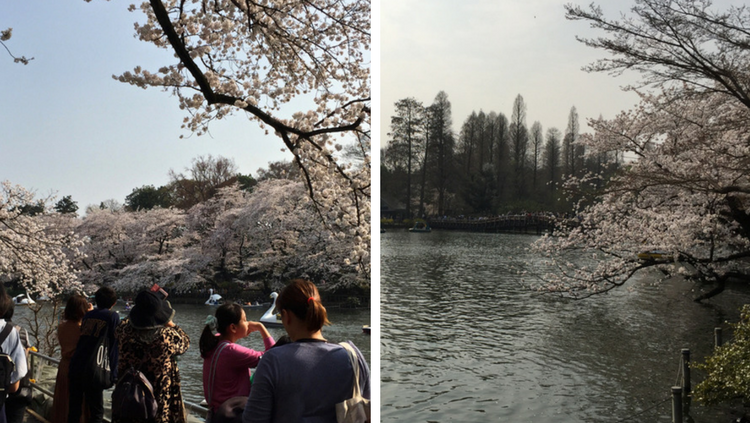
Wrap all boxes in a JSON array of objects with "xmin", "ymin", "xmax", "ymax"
[
  {"xmin": 54, "ymin": 195, "xmax": 79, "ymax": 215},
  {"xmin": 532, "ymin": 0, "xmax": 750, "ymax": 300},
  {"xmin": 0, "ymin": 182, "xmax": 83, "ymax": 297},
  {"xmin": 89, "ymin": 0, "xmax": 371, "ymax": 275},
  {"xmin": 695, "ymin": 305, "xmax": 750, "ymax": 405}
]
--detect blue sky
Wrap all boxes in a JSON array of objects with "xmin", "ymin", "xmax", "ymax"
[
  {"xmin": 380, "ymin": 0, "xmax": 644, "ymax": 144},
  {"xmin": 1, "ymin": 1, "xmax": 290, "ymax": 211}
]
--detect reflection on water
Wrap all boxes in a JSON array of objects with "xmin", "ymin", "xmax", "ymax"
[
  {"xmin": 15, "ymin": 301, "xmax": 371, "ymax": 407},
  {"xmin": 382, "ymin": 230, "xmax": 750, "ymax": 422}
]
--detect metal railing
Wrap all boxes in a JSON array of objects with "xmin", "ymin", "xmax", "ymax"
[{"xmin": 27, "ymin": 350, "xmax": 209, "ymax": 422}]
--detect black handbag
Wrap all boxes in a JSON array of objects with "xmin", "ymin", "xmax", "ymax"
[{"xmin": 84, "ymin": 324, "xmax": 113, "ymax": 389}]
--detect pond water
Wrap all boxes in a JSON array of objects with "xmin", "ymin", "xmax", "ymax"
[
  {"xmin": 15, "ymin": 299, "xmax": 371, "ymax": 419},
  {"xmin": 381, "ymin": 230, "xmax": 750, "ymax": 422}
]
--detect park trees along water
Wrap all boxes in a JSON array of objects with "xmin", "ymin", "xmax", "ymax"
[
  {"xmin": 384, "ymin": 0, "xmax": 750, "ymax": 416},
  {"xmin": 1, "ymin": 0, "xmax": 371, "ymax": 302},
  {"xmin": 0, "ymin": 176, "xmax": 368, "ymax": 297}
]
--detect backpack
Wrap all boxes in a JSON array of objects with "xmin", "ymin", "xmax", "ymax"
[
  {"xmin": 111, "ymin": 366, "xmax": 158, "ymax": 420},
  {"xmin": 0, "ymin": 323, "xmax": 17, "ymax": 407}
]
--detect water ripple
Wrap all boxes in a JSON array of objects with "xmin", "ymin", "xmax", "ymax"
[{"xmin": 382, "ymin": 231, "xmax": 750, "ymax": 422}]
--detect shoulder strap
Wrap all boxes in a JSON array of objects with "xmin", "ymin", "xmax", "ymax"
[
  {"xmin": 207, "ymin": 341, "xmax": 231, "ymax": 407},
  {"xmin": 0, "ymin": 323, "xmax": 14, "ymax": 354},
  {"xmin": 339, "ymin": 341, "xmax": 361, "ymax": 398}
]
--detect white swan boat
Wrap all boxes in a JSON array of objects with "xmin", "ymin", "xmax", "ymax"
[
  {"xmin": 260, "ymin": 292, "xmax": 283, "ymax": 328},
  {"xmin": 205, "ymin": 293, "xmax": 222, "ymax": 305},
  {"xmin": 13, "ymin": 293, "xmax": 36, "ymax": 306}
]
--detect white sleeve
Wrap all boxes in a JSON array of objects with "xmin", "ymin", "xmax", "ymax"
[{"xmin": 8, "ymin": 328, "xmax": 27, "ymax": 383}]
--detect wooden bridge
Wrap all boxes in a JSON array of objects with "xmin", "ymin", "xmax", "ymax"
[{"xmin": 427, "ymin": 214, "xmax": 556, "ymax": 235}]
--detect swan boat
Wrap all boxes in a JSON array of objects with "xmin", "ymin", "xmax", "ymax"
[
  {"xmin": 260, "ymin": 292, "xmax": 283, "ymax": 328},
  {"xmin": 409, "ymin": 221, "xmax": 432, "ymax": 233},
  {"xmin": 205, "ymin": 293, "xmax": 223, "ymax": 305},
  {"xmin": 13, "ymin": 293, "xmax": 36, "ymax": 306},
  {"xmin": 637, "ymin": 250, "xmax": 670, "ymax": 262}
]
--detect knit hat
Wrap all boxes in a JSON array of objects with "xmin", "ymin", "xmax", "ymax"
[{"xmin": 129, "ymin": 290, "xmax": 175, "ymax": 329}]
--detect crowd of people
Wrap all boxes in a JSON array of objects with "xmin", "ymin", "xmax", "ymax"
[{"xmin": 0, "ymin": 278, "xmax": 370, "ymax": 423}]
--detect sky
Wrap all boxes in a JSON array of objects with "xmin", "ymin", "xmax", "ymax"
[
  {"xmin": 0, "ymin": 1, "xmax": 727, "ymax": 212},
  {"xmin": 380, "ymin": 0, "xmax": 644, "ymax": 147},
  {"xmin": 1, "ymin": 0, "xmax": 290, "ymax": 212}
]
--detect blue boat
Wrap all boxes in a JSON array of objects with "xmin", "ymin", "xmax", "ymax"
[{"xmin": 409, "ymin": 221, "xmax": 431, "ymax": 233}]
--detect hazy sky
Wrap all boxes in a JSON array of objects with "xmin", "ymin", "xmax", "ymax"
[
  {"xmin": 1, "ymin": 1, "xmax": 290, "ymax": 212},
  {"xmin": 380, "ymin": 0, "xmax": 644, "ymax": 146}
]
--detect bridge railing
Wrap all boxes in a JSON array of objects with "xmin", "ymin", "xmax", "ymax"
[
  {"xmin": 427, "ymin": 214, "xmax": 558, "ymax": 232},
  {"xmin": 27, "ymin": 350, "xmax": 208, "ymax": 423}
]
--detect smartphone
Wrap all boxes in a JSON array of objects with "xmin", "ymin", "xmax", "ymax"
[{"xmin": 150, "ymin": 283, "xmax": 168, "ymax": 300}]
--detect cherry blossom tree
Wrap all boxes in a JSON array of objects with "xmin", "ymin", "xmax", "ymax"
[
  {"xmin": 77, "ymin": 207, "xmax": 194, "ymax": 293},
  {"xmin": 565, "ymin": 0, "xmax": 750, "ymax": 107},
  {"xmin": 237, "ymin": 179, "xmax": 368, "ymax": 289},
  {"xmin": 534, "ymin": 88, "xmax": 750, "ymax": 299},
  {"xmin": 87, "ymin": 0, "xmax": 371, "ymax": 268},
  {"xmin": 75, "ymin": 180, "xmax": 367, "ymax": 293},
  {"xmin": 533, "ymin": 0, "xmax": 750, "ymax": 300},
  {"xmin": 76, "ymin": 208, "xmax": 136, "ymax": 284},
  {"xmin": 185, "ymin": 184, "xmax": 249, "ymax": 277},
  {"xmin": 0, "ymin": 181, "xmax": 83, "ymax": 297}
]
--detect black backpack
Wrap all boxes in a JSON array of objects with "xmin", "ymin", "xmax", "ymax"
[
  {"xmin": 111, "ymin": 366, "xmax": 158, "ymax": 420},
  {"xmin": 0, "ymin": 323, "xmax": 17, "ymax": 407}
]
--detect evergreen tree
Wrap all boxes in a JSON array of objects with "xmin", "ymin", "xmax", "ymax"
[{"xmin": 54, "ymin": 195, "xmax": 79, "ymax": 216}]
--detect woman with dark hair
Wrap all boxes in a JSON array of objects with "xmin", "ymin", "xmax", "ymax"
[
  {"xmin": 201, "ymin": 303, "xmax": 274, "ymax": 414},
  {"xmin": 51, "ymin": 294, "xmax": 91, "ymax": 423},
  {"xmin": 242, "ymin": 279, "xmax": 370, "ymax": 423}
]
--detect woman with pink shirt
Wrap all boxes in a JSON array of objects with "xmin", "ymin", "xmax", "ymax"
[{"xmin": 200, "ymin": 303, "xmax": 275, "ymax": 415}]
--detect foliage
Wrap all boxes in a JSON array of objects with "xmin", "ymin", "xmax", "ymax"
[
  {"xmin": 0, "ymin": 182, "xmax": 84, "ymax": 297},
  {"xmin": 387, "ymin": 98, "xmax": 425, "ymax": 218},
  {"xmin": 383, "ymin": 90, "xmax": 580, "ymax": 218},
  {"xmin": 236, "ymin": 180, "xmax": 368, "ymax": 289},
  {"xmin": 235, "ymin": 173, "xmax": 257, "ymax": 192},
  {"xmin": 54, "ymin": 195, "xmax": 79, "ymax": 215},
  {"xmin": 256, "ymin": 160, "xmax": 299, "ymax": 181},
  {"xmin": 18, "ymin": 201, "xmax": 45, "ymax": 216},
  {"xmin": 77, "ymin": 207, "xmax": 191, "ymax": 293},
  {"xmin": 533, "ymin": 88, "xmax": 750, "ymax": 298},
  {"xmin": 168, "ymin": 155, "xmax": 239, "ymax": 209},
  {"xmin": 74, "ymin": 180, "xmax": 367, "ymax": 293},
  {"xmin": 695, "ymin": 305, "xmax": 750, "ymax": 405},
  {"xmin": 531, "ymin": 0, "xmax": 750, "ymax": 300},
  {"xmin": 125, "ymin": 185, "xmax": 173, "ymax": 211},
  {"xmin": 88, "ymin": 0, "xmax": 370, "ymax": 260},
  {"xmin": 8, "ymin": 0, "xmax": 372, "ymax": 295}
]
